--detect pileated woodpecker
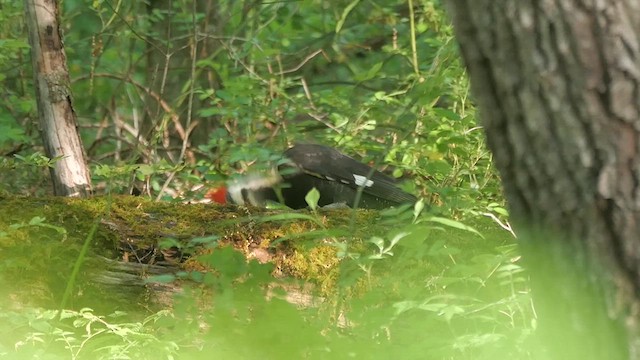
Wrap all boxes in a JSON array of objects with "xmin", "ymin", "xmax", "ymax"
[{"xmin": 209, "ymin": 144, "xmax": 417, "ymax": 209}]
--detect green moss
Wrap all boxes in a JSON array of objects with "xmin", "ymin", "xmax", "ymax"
[
  {"xmin": 281, "ymin": 245, "xmax": 341, "ymax": 295},
  {"xmin": 0, "ymin": 195, "xmax": 514, "ymax": 314}
]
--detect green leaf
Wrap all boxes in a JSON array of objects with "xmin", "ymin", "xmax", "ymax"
[
  {"xmin": 256, "ymin": 213, "xmax": 324, "ymax": 227},
  {"xmin": 413, "ymin": 199, "xmax": 425, "ymax": 222},
  {"xmin": 355, "ymin": 62, "xmax": 383, "ymax": 81},
  {"xmin": 369, "ymin": 236, "xmax": 384, "ymax": 251},
  {"xmin": 198, "ymin": 246, "xmax": 247, "ymax": 280},
  {"xmin": 28, "ymin": 216, "xmax": 46, "ymax": 225},
  {"xmin": 0, "ymin": 123, "xmax": 27, "ymax": 144},
  {"xmin": 189, "ymin": 235, "xmax": 219, "ymax": 246},
  {"xmin": 426, "ymin": 217, "xmax": 484, "ymax": 238},
  {"xmin": 388, "ymin": 232, "xmax": 408, "ymax": 248},
  {"xmin": 393, "ymin": 300, "xmax": 419, "ymax": 314},
  {"xmin": 440, "ymin": 305, "xmax": 466, "ymax": 322},
  {"xmin": 136, "ymin": 164, "xmax": 155, "ymax": 176},
  {"xmin": 335, "ymin": 0, "xmax": 362, "ymax": 34},
  {"xmin": 305, "ymin": 187, "xmax": 320, "ymax": 211},
  {"xmin": 158, "ymin": 237, "xmax": 181, "ymax": 249},
  {"xmin": 0, "ymin": 39, "xmax": 30, "ymax": 49}
]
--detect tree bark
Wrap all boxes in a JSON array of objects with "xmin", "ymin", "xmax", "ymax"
[
  {"xmin": 24, "ymin": 0, "xmax": 92, "ymax": 197},
  {"xmin": 446, "ymin": 1, "xmax": 640, "ymax": 359}
]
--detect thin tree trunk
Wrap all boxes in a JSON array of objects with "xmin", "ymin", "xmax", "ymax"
[
  {"xmin": 24, "ymin": 0, "xmax": 92, "ymax": 197},
  {"xmin": 446, "ymin": 1, "xmax": 640, "ymax": 359}
]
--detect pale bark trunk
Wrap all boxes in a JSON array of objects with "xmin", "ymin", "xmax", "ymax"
[
  {"xmin": 24, "ymin": 0, "xmax": 92, "ymax": 197},
  {"xmin": 446, "ymin": 1, "xmax": 640, "ymax": 359}
]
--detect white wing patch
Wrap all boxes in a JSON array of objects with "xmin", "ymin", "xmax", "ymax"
[{"xmin": 353, "ymin": 174, "xmax": 374, "ymax": 187}]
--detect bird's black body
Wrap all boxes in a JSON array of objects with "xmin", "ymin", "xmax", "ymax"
[{"xmin": 225, "ymin": 144, "xmax": 417, "ymax": 209}]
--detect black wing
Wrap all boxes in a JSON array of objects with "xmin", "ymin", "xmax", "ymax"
[{"xmin": 282, "ymin": 144, "xmax": 416, "ymax": 205}]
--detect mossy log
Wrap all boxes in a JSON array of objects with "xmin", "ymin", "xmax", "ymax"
[{"xmin": 0, "ymin": 195, "xmax": 395, "ymax": 312}]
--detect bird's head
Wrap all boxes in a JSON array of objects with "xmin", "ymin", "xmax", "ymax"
[{"xmin": 206, "ymin": 186, "xmax": 228, "ymax": 204}]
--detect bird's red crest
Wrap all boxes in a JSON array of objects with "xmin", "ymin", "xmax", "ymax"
[{"xmin": 207, "ymin": 187, "xmax": 228, "ymax": 204}]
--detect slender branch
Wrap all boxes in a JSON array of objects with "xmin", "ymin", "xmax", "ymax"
[{"xmin": 408, "ymin": 0, "xmax": 420, "ymax": 75}]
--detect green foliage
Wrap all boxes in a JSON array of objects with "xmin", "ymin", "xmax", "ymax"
[
  {"xmin": 3, "ymin": 308, "xmax": 177, "ymax": 359},
  {"xmin": 0, "ymin": 194, "xmax": 530, "ymax": 359},
  {"xmin": 0, "ymin": 0, "xmax": 531, "ymax": 359},
  {"xmin": 0, "ymin": 216, "xmax": 529, "ymax": 359},
  {"xmin": 0, "ymin": 1, "xmax": 34, "ymax": 155},
  {"xmin": 305, "ymin": 187, "xmax": 321, "ymax": 211},
  {"xmin": 48, "ymin": 0, "xmax": 495, "ymax": 209},
  {"xmin": 0, "ymin": 1, "xmax": 45, "ymax": 195},
  {"xmin": 0, "ymin": 153, "xmax": 56, "ymax": 196},
  {"xmin": 6, "ymin": 216, "xmax": 68, "ymax": 242},
  {"xmin": 332, "ymin": 218, "xmax": 531, "ymax": 359},
  {"xmin": 2, "ymin": 0, "xmax": 500, "ymax": 212}
]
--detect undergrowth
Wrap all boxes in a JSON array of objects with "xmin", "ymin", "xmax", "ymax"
[
  {"xmin": 0, "ymin": 0, "xmax": 530, "ymax": 359},
  {"xmin": 0, "ymin": 204, "xmax": 531, "ymax": 360}
]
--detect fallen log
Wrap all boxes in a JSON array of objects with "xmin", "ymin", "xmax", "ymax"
[{"xmin": 0, "ymin": 195, "xmax": 388, "ymax": 311}]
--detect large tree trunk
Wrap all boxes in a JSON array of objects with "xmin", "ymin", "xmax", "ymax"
[
  {"xmin": 446, "ymin": 1, "xmax": 640, "ymax": 359},
  {"xmin": 24, "ymin": 0, "xmax": 92, "ymax": 197}
]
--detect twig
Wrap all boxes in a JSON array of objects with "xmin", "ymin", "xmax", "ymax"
[
  {"xmin": 481, "ymin": 212, "xmax": 517, "ymax": 238},
  {"xmin": 276, "ymin": 49, "xmax": 326, "ymax": 75}
]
